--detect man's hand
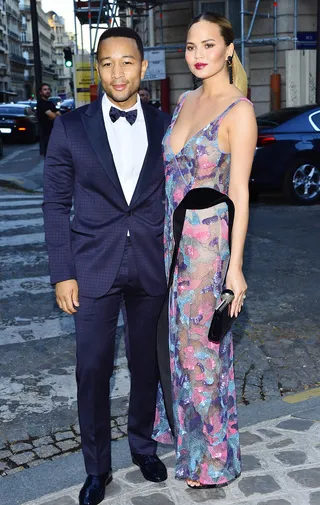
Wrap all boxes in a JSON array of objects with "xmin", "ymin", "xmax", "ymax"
[
  {"xmin": 55, "ymin": 279, "xmax": 79, "ymax": 314},
  {"xmin": 45, "ymin": 110, "xmax": 61, "ymax": 120}
]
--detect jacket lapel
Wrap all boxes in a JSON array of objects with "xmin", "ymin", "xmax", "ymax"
[
  {"xmin": 81, "ymin": 96, "xmax": 126, "ymax": 201},
  {"xmin": 130, "ymin": 104, "xmax": 163, "ymax": 207}
]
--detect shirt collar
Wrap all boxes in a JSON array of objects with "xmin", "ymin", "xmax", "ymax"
[{"xmin": 103, "ymin": 93, "xmax": 142, "ymax": 119}]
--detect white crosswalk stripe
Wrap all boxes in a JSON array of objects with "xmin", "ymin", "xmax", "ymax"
[
  {"xmin": 1, "ymin": 207, "xmax": 42, "ymax": 216},
  {"xmin": 0, "ymin": 316, "xmax": 74, "ymax": 346},
  {"xmin": 0, "ymin": 194, "xmax": 43, "ymax": 199},
  {"xmin": 0, "ymin": 196, "xmax": 44, "ymax": 246},
  {"xmin": 0, "ymin": 193, "xmax": 124, "ymax": 337},
  {"xmin": 0, "ymin": 232, "xmax": 45, "ymax": 247},
  {"xmin": 0, "ymin": 199, "xmax": 43, "ymax": 208}
]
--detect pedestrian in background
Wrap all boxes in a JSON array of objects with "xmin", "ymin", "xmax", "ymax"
[
  {"xmin": 37, "ymin": 83, "xmax": 60, "ymax": 157},
  {"xmin": 139, "ymin": 87, "xmax": 161, "ymax": 109},
  {"xmin": 138, "ymin": 87, "xmax": 151, "ymax": 104}
]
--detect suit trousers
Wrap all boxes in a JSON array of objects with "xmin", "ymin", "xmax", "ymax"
[{"xmin": 74, "ymin": 237, "xmax": 165, "ymax": 475}]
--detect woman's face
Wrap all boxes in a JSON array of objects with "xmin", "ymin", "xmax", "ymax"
[{"xmin": 185, "ymin": 20, "xmax": 233, "ymax": 80}]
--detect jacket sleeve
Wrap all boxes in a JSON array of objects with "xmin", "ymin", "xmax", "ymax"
[{"xmin": 42, "ymin": 116, "xmax": 76, "ymax": 285}]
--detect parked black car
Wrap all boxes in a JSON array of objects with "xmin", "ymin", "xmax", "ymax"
[
  {"xmin": 59, "ymin": 98, "xmax": 75, "ymax": 114},
  {"xmin": 0, "ymin": 103, "xmax": 39, "ymax": 143},
  {"xmin": 50, "ymin": 96, "xmax": 62, "ymax": 110},
  {"xmin": 17, "ymin": 100, "xmax": 37, "ymax": 113},
  {"xmin": 251, "ymin": 105, "xmax": 320, "ymax": 205}
]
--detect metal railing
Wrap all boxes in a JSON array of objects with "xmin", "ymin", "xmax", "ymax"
[
  {"xmin": 10, "ymin": 53, "xmax": 27, "ymax": 64},
  {"xmin": 8, "ymin": 29, "xmax": 20, "ymax": 41}
]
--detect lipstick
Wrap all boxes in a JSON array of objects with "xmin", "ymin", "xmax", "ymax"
[{"xmin": 195, "ymin": 63, "xmax": 208, "ymax": 70}]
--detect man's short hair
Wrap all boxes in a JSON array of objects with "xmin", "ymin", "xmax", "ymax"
[
  {"xmin": 97, "ymin": 27, "xmax": 144, "ymax": 60},
  {"xmin": 140, "ymin": 87, "xmax": 150, "ymax": 95},
  {"xmin": 39, "ymin": 83, "xmax": 51, "ymax": 92}
]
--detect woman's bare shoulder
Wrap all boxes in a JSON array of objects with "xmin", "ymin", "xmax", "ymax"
[
  {"xmin": 176, "ymin": 88, "xmax": 199, "ymax": 105},
  {"xmin": 227, "ymin": 100, "xmax": 257, "ymax": 137},
  {"xmin": 227, "ymin": 95, "xmax": 255, "ymax": 117}
]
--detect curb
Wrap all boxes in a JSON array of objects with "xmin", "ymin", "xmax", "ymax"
[
  {"xmin": 0, "ymin": 175, "xmax": 43, "ymax": 193},
  {"xmin": 0, "ymin": 160, "xmax": 44, "ymax": 193}
]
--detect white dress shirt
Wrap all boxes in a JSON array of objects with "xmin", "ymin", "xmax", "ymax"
[{"xmin": 101, "ymin": 93, "xmax": 148, "ymax": 206}]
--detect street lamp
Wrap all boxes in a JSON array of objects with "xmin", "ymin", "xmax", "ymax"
[{"xmin": 30, "ymin": 0, "xmax": 42, "ymax": 101}]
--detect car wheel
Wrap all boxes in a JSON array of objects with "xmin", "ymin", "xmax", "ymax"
[{"xmin": 283, "ymin": 161, "xmax": 320, "ymax": 205}]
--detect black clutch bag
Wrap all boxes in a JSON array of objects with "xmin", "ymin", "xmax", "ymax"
[{"xmin": 208, "ymin": 289, "xmax": 236, "ymax": 342}]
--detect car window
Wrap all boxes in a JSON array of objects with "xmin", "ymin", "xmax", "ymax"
[
  {"xmin": 25, "ymin": 106, "xmax": 34, "ymax": 116},
  {"xmin": 257, "ymin": 109, "xmax": 303, "ymax": 126},
  {"xmin": 309, "ymin": 111, "xmax": 320, "ymax": 131},
  {"xmin": 257, "ymin": 107, "xmax": 317, "ymax": 127}
]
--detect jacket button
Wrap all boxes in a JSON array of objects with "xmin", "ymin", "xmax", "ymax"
[{"xmin": 128, "ymin": 211, "xmax": 133, "ymax": 216}]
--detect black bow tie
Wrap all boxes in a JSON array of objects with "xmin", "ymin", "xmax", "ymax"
[{"xmin": 109, "ymin": 106, "xmax": 137, "ymax": 125}]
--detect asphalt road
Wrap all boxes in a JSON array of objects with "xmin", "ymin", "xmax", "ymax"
[{"xmin": 0, "ymin": 184, "xmax": 319, "ymax": 449}]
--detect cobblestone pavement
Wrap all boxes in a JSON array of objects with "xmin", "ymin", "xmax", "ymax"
[
  {"xmin": 20, "ymin": 406, "xmax": 320, "ymax": 505},
  {"xmin": 0, "ymin": 417, "xmax": 128, "ymax": 477},
  {"xmin": 0, "ymin": 191, "xmax": 320, "ymax": 479}
]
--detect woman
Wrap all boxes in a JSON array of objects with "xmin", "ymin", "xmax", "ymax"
[{"xmin": 153, "ymin": 12, "xmax": 257, "ymax": 489}]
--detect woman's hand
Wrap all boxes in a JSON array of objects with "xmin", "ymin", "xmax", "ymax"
[{"xmin": 225, "ymin": 268, "xmax": 247, "ymax": 318}]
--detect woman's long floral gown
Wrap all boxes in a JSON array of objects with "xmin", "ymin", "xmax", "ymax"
[{"xmin": 153, "ymin": 92, "xmax": 252, "ymax": 485}]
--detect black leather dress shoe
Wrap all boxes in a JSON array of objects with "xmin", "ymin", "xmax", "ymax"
[
  {"xmin": 132, "ymin": 453, "xmax": 167, "ymax": 482},
  {"xmin": 79, "ymin": 471, "xmax": 112, "ymax": 505}
]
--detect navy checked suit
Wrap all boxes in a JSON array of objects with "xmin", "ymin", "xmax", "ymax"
[{"xmin": 43, "ymin": 96, "xmax": 170, "ymax": 475}]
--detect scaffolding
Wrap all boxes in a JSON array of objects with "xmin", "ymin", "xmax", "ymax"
[{"xmin": 72, "ymin": 0, "xmax": 300, "ymax": 85}]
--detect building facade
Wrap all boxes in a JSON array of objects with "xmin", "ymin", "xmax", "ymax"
[
  {"xmin": 0, "ymin": 0, "xmax": 11, "ymax": 102},
  {"xmin": 135, "ymin": 0, "xmax": 318, "ymax": 115},
  {"xmin": 7, "ymin": 0, "xmax": 25, "ymax": 100},
  {"xmin": 20, "ymin": 0, "xmax": 34, "ymax": 99},
  {"xmin": 20, "ymin": 0, "xmax": 61, "ymax": 97},
  {"xmin": 48, "ymin": 12, "xmax": 73, "ymax": 99}
]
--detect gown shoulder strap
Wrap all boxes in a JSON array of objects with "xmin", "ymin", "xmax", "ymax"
[{"xmin": 218, "ymin": 97, "xmax": 254, "ymax": 123}]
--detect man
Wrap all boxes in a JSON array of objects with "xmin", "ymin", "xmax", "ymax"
[
  {"xmin": 43, "ymin": 27, "xmax": 170, "ymax": 505},
  {"xmin": 37, "ymin": 83, "xmax": 60, "ymax": 156},
  {"xmin": 138, "ymin": 87, "xmax": 150, "ymax": 104},
  {"xmin": 139, "ymin": 87, "xmax": 161, "ymax": 109}
]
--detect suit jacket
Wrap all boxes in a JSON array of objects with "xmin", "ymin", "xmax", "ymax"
[{"xmin": 42, "ymin": 96, "xmax": 171, "ymax": 298}]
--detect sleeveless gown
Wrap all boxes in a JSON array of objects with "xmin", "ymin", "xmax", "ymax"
[{"xmin": 153, "ymin": 92, "xmax": 252, "ymax": 485}]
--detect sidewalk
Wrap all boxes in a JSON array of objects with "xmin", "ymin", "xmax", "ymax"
[{"xmin": 2, "ymin": 390, "xmax": 320, "ymax": 505}]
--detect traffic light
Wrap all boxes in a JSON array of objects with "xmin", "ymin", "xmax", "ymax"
[{"xmin": 63, "ymin": 47, "xmax": 73, "ymax": 68}]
